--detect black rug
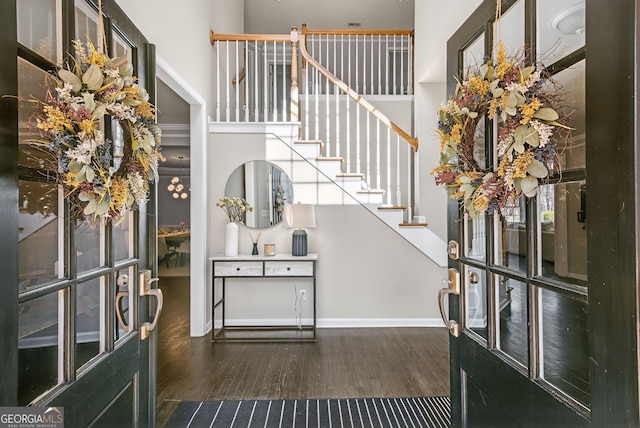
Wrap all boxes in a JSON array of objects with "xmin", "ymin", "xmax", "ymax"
[{"xmin": 166, "ymin": 397, "xmax": 451, "ymax": 428}]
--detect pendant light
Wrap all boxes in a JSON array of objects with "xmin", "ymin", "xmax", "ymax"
[{"xmin": 167, "ymin": 156, "xmax": 188, "ymax": 199}]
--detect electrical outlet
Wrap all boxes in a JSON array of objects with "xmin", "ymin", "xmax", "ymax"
[{"xmin": 300, "ymin": 289, "xmax": 307, "ymax": 301}]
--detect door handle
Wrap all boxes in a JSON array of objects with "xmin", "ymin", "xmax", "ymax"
[
  {"xmin": 139, "ymin": 270, "xmax": 163, "ymax": 340},
  {"xmin": 438, "ymin": 268, "xmax": 460, "ymax": 337}
]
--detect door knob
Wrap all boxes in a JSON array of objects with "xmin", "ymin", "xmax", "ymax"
[{"xmin": 438, "ymin": 268, "xmax": 460, "ymax": 337}]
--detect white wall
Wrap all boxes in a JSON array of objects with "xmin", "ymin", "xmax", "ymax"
[
  {"xmin": 413, "ymin": 0, "xmax": 483, "ymax": 241},
  {"xmin": 210, "ymin": 133, "xmax": 446, "ymax": 325},
  {"xmin": 115, "ymin": 0, "xmax": 217, "ymax": 116}
]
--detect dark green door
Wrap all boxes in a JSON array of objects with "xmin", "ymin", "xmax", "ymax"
[
  {"xmin": 1, "ymin": 1, "xmax": 161, "ymax": 426},
  {"xmin": 443, "ymin": 0, "xmax": 639, "ymax": 426}
]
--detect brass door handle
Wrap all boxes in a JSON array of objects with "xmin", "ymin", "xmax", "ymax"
[
  {"xmin": 140, "ymin": 271, "xmax": 163, "ymax": 340},
  {"xmin": 438, "ymin": 268, "xmax": 460, "ymax": 337}
]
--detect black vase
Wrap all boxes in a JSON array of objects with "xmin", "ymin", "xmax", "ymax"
[{"xmin": 252, "ymin": 242, "xmax": 259, "ymax": 255}]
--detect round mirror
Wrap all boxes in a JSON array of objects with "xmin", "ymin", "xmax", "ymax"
[{"xmin": 225, "ymin": 160, "xmax": 294, "ymax": 229}]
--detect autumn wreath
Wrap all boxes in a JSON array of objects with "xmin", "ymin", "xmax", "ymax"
[
  {"xmin": 432, "ymin": 43, "xmax": 569, "ymax": 219},
  {"xmin": 34, "ymin": 40, "xmax": 163, "ymax": 223}
]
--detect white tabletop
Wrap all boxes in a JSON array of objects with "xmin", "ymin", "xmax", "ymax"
[{"xmin": 210, "ymin": 253, "xmax": 318, "ymax": 261}]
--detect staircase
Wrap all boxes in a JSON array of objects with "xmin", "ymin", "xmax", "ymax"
[{"xmin": 210, "ymin": 27, "xmax": 447, "ymax": 267}]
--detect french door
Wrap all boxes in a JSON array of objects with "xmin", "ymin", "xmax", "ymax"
[
  {"xmin": 444, "ymin": 0, "xmax": 639, "ymax": 426},
  {"xmin": 1, "ymin": 0, "xmax": 161, "ymax": 426}
]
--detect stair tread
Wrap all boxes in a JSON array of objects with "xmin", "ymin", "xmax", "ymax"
[
  {"xmin": 357, "ymin": 189, "xmax": 385, "ymax": 194},
  {"xmin": 295, "ymin": 139, "xmax": 324, "ymax": 147},
  {"xmin": 378, "ymin": 205, "xmax": 407, "ymax": 210},
  {"xmin": 399, "ymin": 222, "xmax": 429, "ymax": 227}
]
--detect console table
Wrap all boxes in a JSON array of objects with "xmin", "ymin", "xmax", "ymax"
[{"xmin": 210, "ymin": 253, "xmax": 318, "ymax": 342}]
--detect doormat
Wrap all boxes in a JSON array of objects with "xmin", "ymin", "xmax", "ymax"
[{"xmin": 166, "ymin": 396, "xmax": 451, "ymax": 427}]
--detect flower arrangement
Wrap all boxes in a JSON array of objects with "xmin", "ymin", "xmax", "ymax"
[
  {"xmin": 33, "ymin": 40, "xmax": 163, "ymax": 223},
  {"xmin": 432, "ymin": 42, "xmax": 570, "ymax": 219},
  {"xmin": 216, "ymin": 197, "xmax": 253, "ymax": 223}
]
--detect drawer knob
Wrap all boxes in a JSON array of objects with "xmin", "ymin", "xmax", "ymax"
[
  {"xmin": 287, "ymin": 267, "xmax": 291, "ymax": 271},
  {"xmin": 236, "ymin": 267, "xmax": 240, "ymax": 271}
]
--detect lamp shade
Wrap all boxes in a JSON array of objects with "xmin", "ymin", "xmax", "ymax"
[{"xmin": 284, "ymin": 203, "xmax": 316, "ymax": 229}]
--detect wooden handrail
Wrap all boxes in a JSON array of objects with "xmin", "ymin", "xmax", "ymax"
[
  {"xmin": 298, "ymin": 33, "xmax": 418, "ymax": 152},
  {"xmin": 210, "ymin": 30, "xmax": 290, "ymax": 45}
]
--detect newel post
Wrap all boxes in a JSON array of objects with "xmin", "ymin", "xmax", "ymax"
[{"xmin": 290, "ymin": 27, "xmax": 299, "ymax": 123}]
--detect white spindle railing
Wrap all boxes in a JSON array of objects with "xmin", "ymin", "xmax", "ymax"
[{"xmin": 302, "ymin": 26, "xmax": 414, "ymax": 96}]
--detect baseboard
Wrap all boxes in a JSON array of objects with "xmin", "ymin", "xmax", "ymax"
[
  {"xmin": 318, "ymin": 318, "xmax": 445, "ymax": 328},
  {"xmin": 216, "ymin": 318, "xmax": 445, "ymax": 329}
]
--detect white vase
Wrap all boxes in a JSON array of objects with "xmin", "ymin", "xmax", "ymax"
[{"xmin": 224, "ymin": 221, "xmax": 239, "ymax": 256}]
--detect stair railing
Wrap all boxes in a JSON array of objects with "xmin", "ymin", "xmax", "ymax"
[
  {"xmin": 209, "ymin": 27, "xmax": 418, "ymax": 213},
  {"xmin": 301, "ymin": 24, "xmax": 414, "ymax": 96},
  {"xmin": 209, "ymin": 31, "xmax": 294, "ymax": 123},
  {"xmin": 296, "ymin": 27, "xmax": 417, "ymax": 210}
]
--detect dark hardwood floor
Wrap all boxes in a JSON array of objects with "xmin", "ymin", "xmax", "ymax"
[{"xmin": 156, "ymin": 276, "xmax": 451, "ymax": 427}]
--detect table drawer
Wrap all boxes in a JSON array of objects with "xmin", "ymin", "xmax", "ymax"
[
  {"xmin": 214, "ymin": 261, "xmax": 263, "ymax": 276},
  {"xmin": 264, "ymin": 261, "xmax": 314, "ymax": 276}
]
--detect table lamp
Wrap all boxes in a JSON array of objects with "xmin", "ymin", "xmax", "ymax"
[{"xmin": 284, "ymin": 203, "xmax": 316, "ymax": 256}]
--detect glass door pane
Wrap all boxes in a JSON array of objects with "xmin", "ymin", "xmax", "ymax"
[
  {"xmin": 494, "ymin": 0, "xmax": 525, "ymax": 54},
  {"xmin": 493, "ymin": 199, "xmax": 526, "ymax": 273},
  {"xmin": 539, "ymin": 286, "xmax": 590, "ymax": 407},
  {"xmin": 464, "ymin": 265, "xmax": 488, "ymax": 341},
  {"xmin": 537, "ymin": 0, "xmax": 585, "ymax": 66},
  {"xmin": 17, "ymin": 0, "xmax": 61, "ymax": 63},
  {"xmin": 18, "ymin": 290, "xmax": 62, "ymax": 405},
  {"xmin": 19, "ymin": 180, "xmax": 61, "ymax": 292},
  {"xmin": 496, "ymin": 275, "xmax": 528, "ymax": 368},
  {"xmin": 76, "ymin": 276, "xmax": 104, "ymax": 371}
]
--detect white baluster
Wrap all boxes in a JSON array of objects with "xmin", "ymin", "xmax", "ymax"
[
  {"xmin": 282, "ymin": 41, "xmax": 286, "ymax": 121},
  {"xmin": 235, "ymin": 41, "xmax": 239, "ymax": 122},
  {"xmin": 244, "ymin": 41, "xmax": 249, "ymax": 121},
  {"xmin": 401, "ymin": 35, "xmax": 405, "ymax": 95},
  {"xmin": 385, "ymin": 35, "xmax": 389, "ymax": 95},
  {"xmin": 376, "ymin": 117, "xmax": 380, "ymax": 193},
  {"xmin": 254, "ymin": 42, "xmax": 258, "ymax": 121},
  {"xmin": 407, "ymin": 34, "xmax": 413, "ymax": 95},
  {"xmin": 263, "ymin": 41, "xmax": 268, "ymax": 122},
  {"xmin": 370, "ymin": 34, "xmax": 374, "ymax": 95},
  {"xmin": 366, "ymin": 112, "xmax": 371, "ymax": 185},
  {"xmin": 273, "ymin": 40, "xmax": 277, "ymax": 121},
  {"xmin": 325, "ymin": 34, "xmax": 330, "ymax": 156},
  {"xmin": 386, "ymin": 128, "xmax": 391, "ymax": 206},
  {"xmin": 363, "ymin": 34, "xmax": 367, "ymax": 95},
  {"xmin": 356, "ymin": 102, "xmax": 361, "ymax": 174},
  {"xmin": 378, "ymin": 34, "xmax": 382, "ymax": 95},
  {"xmin": 216, "ymin": 41, "xmax": 220, "ymax": 121},
  {"xmin": 396, "ymin": 134, "xmax": 401, "ymax": 207},
  {"xmin": 355, "ymin": 34, "xmax": 359, "ymax": 93},
  {"xmin": 225, "ymin": 42, "xmax": 230, "ymax": 121},
  {"xmin": 393, "ymin": 34, "xmax": 397, "ymax": 95},
  {"xmin": 406, "ymin": 140, "xmax": 412, "ymax": 219},
  {"xmin": 305, "ymin": 40, "xmax": 309, "ymax": 140}
]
